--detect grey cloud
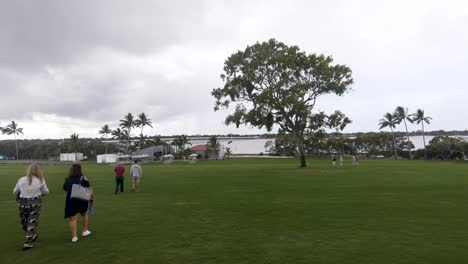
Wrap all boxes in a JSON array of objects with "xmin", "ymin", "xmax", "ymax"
[
  {"xmin": 0, "ymin": 0, "xmax": 467, "ymax": 139},
  {"xmin": 0, "ymin": 0, "xmax": 210, "ymax": 70}
]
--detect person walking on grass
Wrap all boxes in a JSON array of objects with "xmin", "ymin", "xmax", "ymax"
[
  {"xmin": 63, "ymin": 163, "xmax": 93, "ymax": 243},
  {"xmin": 332, "ymin": 156, "xmax": 336, "ymax": 167},
  {"xmin": 130, "ymin": 160, "xmax": 142, "ymax": 192},
  {"xmin": 114, "ymin": 162, "xmax": 125, "ymax": 194},
  {"xmin": 13, "ymin": 163, "xmax": 49, "ymax": 250},
  {"xmin": 339, "ymin": 156, "xmax": 343, "ymax": 167},
  {"xmin": 352, "ymin": 154, "xmax": 360, "ymax": 167}
]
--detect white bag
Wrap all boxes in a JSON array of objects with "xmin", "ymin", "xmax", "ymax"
[{"xmin": 70, "ymin": 178, "xmax": 93, "ymax": 201}]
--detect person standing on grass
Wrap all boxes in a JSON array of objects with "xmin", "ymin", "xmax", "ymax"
[
  {"xmin": 339, "ymin": 156, "xmax": 343, "ymax": 167},
  {"xmin": 352, "ymin": 154, "xmax": 360, "ymax": 167},
  {"xmin": 13, "ymin": 163, "xmax": 49, "ymax": 250},
  {"xmin": 114, "ymin": 162, "xmax": 125, "ymax": 194},
  {"xmin": 63, "ymin": 163, "xmax": 93, "ymax": 243},
  {"xmin": 332, "ymin": 156, "xmax": 336, "ymax": 167},
  {"xmin": 130, "ymin": 160, "xmax": 142, "ymax": 192}
]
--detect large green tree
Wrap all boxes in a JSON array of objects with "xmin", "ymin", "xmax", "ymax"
[
  {"xmin": 412, "ymin": 109, "xmax": 432, "ymax": 160},
  {"xmin": 379, "ymin": 113, "xmax": 399, "ymax": 158},
  {"xmin": 212, "ymin": 39, "xmax": 353, "ymax": 167},
  {"xmin": 69, "ymin": 133, "xmax": 80, "ymax": 153},
  {"xmin": 426, "ymin": 136, "xmax": 465, "ymax": 160},
  {"xmin": 2, "ymin": 121, "xmax": 24, "ymax": 159}
]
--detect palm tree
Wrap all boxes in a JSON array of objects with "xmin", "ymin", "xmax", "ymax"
[
  {"xmin": 173, "ymin": 135, "xmax": 191, "ymax": 150},
  {"xmin": 2, "ymin": 121, "xmax": 24, "ymax": 159},
  {"xmin": 111, "ymin": 128, "xmax": 128, "ymax": 153},
  {"xmin": 394, "ymin": 106, "xmax": 414, "ymax": 159},
  {"xmin": 173, "ymin": 135, "xmax": 191, "ymax": 158},
  {"xmin": 135, "ymin": 113, "xmax": 153, "ymax": 148},
  {"xmin": 120, "ymin": 113, "xmax": 137, "ymax": 154},
  {"xmin": 111, "ymin": 128, "xmax": 128, "ymax": 141},
  {"xmin": 379, "ymin": 113, "xmax": 399, "ymax": 158},
  {"xmin": 412, "ymin": 109, "xmax": 432, "ymax": 160},
  {"xmin": 99, "ymin": 124, "xmax": 111, "ymax": 154},
  {"xmin": 207, "ymin": 136, "xmax": 221, "ymax": 159}
]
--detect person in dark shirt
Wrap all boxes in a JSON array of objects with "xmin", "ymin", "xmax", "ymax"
[
  {"xmin": 114, "ymin": 162, "xmax": 125, "ymax": 194},
  {"xmin": 63, "ymin": 163, "xmax": 93, "ymax": 243}
]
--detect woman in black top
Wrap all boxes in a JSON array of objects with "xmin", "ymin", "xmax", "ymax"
[{"xmin": 63, "ymin": 163, "xmax": 92, "ymax": 242}]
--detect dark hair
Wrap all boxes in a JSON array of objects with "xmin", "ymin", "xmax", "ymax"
[
  {"xmin": 68, "ymin": 163, "xmax": 83, "ymax": 178},
  {"xmin": 134, "ymin": 160, "xmax": 139, "ymax": 164}
]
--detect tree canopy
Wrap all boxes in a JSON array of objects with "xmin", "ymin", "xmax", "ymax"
[{"xmin": 212, "ymin": 39, "xmax": 353, "ymax": 167}]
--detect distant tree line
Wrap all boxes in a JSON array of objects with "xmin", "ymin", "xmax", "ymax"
[
  {"xmin": 0, "ymin": 138, "xmax": 119, "ymax": 160},
  {"xmin": 265, "ymin": 132, "xmax": 468, "ymax": 160},
  {"xmin": 1, "ymin": 132, "xmax": 466, "ymax": 161}
]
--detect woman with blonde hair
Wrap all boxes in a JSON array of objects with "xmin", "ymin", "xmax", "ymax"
[{"xmin": 13, "ymin": 163, "xmax": 49, "ymax": 250}]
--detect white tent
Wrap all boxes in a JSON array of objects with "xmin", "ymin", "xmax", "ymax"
[
  {"xmin": 132, "ymin": 154, "xmax": 150, "ymax": 160},
  {"xmin": 97, "ymin": 154, "xmax": 118, "ymax": 164},
  {"xmin": 60, "ymin": 153, "xmax": 84, "ymax": 162},
  {"xmin": 161, "ymin": 154, "xmax": 174, "ymax": 161}
]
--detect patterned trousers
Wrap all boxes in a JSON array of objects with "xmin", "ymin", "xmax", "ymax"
[{"xmin": 18, "ymin": 197, "xmax": 42, "ymax": 243}]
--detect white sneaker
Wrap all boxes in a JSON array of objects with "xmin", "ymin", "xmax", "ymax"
[
  {"xmin": 82, "ymin": 230, "xmax": 92, "ymax": 237},
  {"xmin": 72, "ymin": 237, "xmax": 78, "ymax": 243}
]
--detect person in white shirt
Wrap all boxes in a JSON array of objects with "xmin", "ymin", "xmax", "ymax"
[
  {"xmin": 130, "ymin": 160, "xmax": 143, "ymax": 192},
  {"xmin": 13, "ymin": 163, "xmax": 49, "ymax": 250}
]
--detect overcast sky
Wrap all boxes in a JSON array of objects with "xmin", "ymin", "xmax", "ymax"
[{"xmin": 0, "ymin": 0, "xmax": 467, "ymax": 140}]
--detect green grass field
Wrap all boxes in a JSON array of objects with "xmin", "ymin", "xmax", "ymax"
[{"xmin": 1, "ymin": 158, "xmax": 468, "ymax": 264}]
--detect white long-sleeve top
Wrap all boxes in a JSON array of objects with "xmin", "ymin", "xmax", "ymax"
[
  {"xmin": 130, "ymin": 164, "xmax": 142, "ymax": 177},
  {"xmin": 13, "ymin": 176, "xmax": 49, "ymax": 198}
]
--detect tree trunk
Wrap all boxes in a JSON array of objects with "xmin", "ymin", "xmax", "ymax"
[
  {"xmin": 127, "ymin": 128, "xmax": 131, "ymax": 155},
  {"xmin": 390, "ymin": 127, "xmax": 398, "ymax": 159},
  {"xmin": 140, "ymin": 126, "xmax": 144, "ymax": 149},
  {"xmin": 403, "ymin": 120, "xmax": 411, "ymax": 159},
  {"xmin": 299, "ymin": 145, "xmax": 306, "ymax": 167},
  {"xmin": 422, "ymin": 122, "xmax": 427, "ymax": 160},
  {"xmin": 105, "ymin": 134, "xmax": 108, "ymax": 155},
  {"xmin": 15, "ymin": 134, "xmax": 19, "ymax": 160},
  {"xmin": 296, "ymin": 134, "xmax": 307, "ymax": 168}
]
